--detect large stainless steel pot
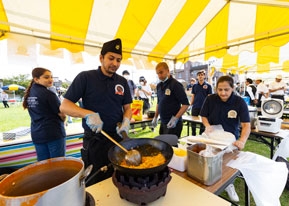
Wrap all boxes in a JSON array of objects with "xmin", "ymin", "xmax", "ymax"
[{"xmin": 0, "ymin": 157, "xmax": 92, "ymax": 206}]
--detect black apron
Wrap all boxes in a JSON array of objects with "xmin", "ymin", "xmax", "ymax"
[{"xmin": 81, "ymin": 131, "xmax": 122, "ymax": 186}]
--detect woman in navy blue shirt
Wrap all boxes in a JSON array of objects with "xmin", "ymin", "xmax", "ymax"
[
  {"xmin": 200, "ymin": 75, "xmax": 251, "ymax": 149},
  {"xmin": 23, "ymin": 67, "xmax": 66, "ymax": 161},
  {"xmin": 200, "ymin": 75, "xmax": 251, "ymax": 203}
]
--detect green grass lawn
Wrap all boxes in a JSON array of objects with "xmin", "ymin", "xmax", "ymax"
[
  {"xmin": 0, "ymin": 104, "xmax": 30, "ymax": 132},
  {"xmin": 1, "ymin": 103, "xmax": 288, "ymax": 205}
]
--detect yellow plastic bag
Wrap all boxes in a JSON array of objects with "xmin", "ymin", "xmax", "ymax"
[{"xmin": 131, "ymin": 100, "xmax": 143, "ymax": 121}]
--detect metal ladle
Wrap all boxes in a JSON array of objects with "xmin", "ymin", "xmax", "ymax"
[{"xmin": 100, "ymin": 130, "xmax": 142, "ymax": 166}]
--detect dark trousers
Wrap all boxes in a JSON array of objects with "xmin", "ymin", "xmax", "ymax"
[
  {"xmin": 81, "ymin": 131, "xmax": 122, "ymax": 186},
  {"xmin": 159, "ymin": 120, "xmax": 183, "ymax": 138},
  {"xmin": 141, "ymin": 98, "xmax": 150, "ymax": 114},
  {"xmin": 191, "ymin": 108, "xmax": 204, "ymax": 136},
  {"xmin": 3, "ymin": 101, "xmax": 9, "ymax": 108},
  {"xmin": 271, "ymin": 95, "xmax": 284, "ymax": 101}
]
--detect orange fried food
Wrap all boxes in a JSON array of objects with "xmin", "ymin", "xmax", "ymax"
[{"xmin": 120, "ymin": 153, "xmax": 165, "ymax": 169}]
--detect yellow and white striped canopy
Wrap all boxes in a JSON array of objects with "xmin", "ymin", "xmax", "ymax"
[{"xmin": 1, "ymin": 0, "xmax": 289, "ymax": 73}]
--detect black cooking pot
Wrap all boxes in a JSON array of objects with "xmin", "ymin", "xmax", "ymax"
[{"xmin": 108, "ymin": 138, "xmax": 173, "ymax": 176}]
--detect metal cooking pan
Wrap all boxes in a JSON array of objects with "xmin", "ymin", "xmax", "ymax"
[{"xmin": 108, "ymin": 138, "xmax": 173, "ymax": 176}]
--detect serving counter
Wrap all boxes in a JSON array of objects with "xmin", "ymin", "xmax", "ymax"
[
  {"xmin": 86, "ymin": 151, "xmax": 241, "ymax": 205},
  {"xmin": 86, "ymin": 173, "xmax": 230, "ymax": 206}
]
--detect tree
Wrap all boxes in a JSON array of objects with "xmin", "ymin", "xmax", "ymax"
[{"xmin": 61, "ymin": 82, "xmax": 69, "ymax": 89}]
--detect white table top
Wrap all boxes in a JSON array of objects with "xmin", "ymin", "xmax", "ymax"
[{"xmin": 86, "ymin": 173, "xmax": 230, "ymax": 206}]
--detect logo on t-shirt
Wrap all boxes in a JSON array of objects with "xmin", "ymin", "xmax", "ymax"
[
  {"xmin": 115, "ymin": 84, "xmax": 124, "ymax": 95},
  {"xmin": 203, "ymin": 85, "xmax": 208, "ymax": 89},
  {"xmin": 165, "ymin": 89, "xmax": 171, "ymax": 95},
  {"xmin": 228, "ymin": 110, "xmax": 237, "ymax": 118}
]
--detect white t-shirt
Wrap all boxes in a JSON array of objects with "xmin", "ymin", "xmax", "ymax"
[
  {"xmin": 269, "ymin": 81, "xmax": 287, "ymax": 95},
  {"xmin": 246, "ymin": 84, "xmax": 257, "ymax": 100},
  {"xmin": 256, "ymin": 82, "xmax": 269, "ymax": 101},
  {"xmin": 138, "ymin": 84, "xmax": 152, "ymax": 99},
  {"xmin": 1, "ymin": 93, "xmax": 8, "ymax": 101}
]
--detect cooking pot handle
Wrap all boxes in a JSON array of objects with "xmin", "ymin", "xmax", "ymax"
[
  {"xmin": 120, "ymin": 130, "xmax": 129, "ymax": 140},
  {"xmin": 79, "ymin": 164, "xmax": 93, "ymax": 186},
  {"xmin": 85, "ymin": 164, "xmax": 111, "ymax": 186},
  {"xmin": 0, "ymin": 174, "xmax": 8, "ymax": 182}
]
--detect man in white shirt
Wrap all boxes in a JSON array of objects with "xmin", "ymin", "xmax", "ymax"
[
  {"xmin": 255, "ymin": 77, "xmax": 269, "ymax": 114},
  {"xmin": 245, "ymin": 78, "xmax": 257, "ymax": 106},
  {"xmin": 269, "ymin": 74, "xmax": 287, "ymax": 101}
]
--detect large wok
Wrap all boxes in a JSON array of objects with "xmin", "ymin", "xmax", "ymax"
[{"xmin": 108, "ymin": 138, "xmax": 173, "ymax": 176}]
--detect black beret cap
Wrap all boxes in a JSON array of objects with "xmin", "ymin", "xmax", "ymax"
[{"xmin": 101, "ymin": 38, "xmax": 122, "ymax": 56}]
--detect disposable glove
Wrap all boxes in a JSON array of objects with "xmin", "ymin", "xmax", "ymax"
[
  {"xmin": 151, "ymin": 117, "xmax": 158, "ymax": 128},
  {"xmin": 116, "ymin": 117, "xmax": 130, "ymax": 138},
  {"xmin": 204, "ymin": 126, "xmax": 213, "ymax": 134},
  {"xmin": 167, "ymin": 116, "xmax": 179, "ymax": 129},
  {"xmin": 85, "ymin": 113, "xmax": 103, "ymax": 133}
]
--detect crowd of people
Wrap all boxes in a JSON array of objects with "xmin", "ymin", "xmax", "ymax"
[
  {"xmin": 235, "ymin": 75, "xmax": 287, "ymax": 114},
  {"xmin": 18, "ymin": 38, "xmax": 288, "ymax": 202}
]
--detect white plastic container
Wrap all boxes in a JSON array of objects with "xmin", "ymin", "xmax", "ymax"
[
  {"xmin": 168, "ymin": 147, "xmax": 187, "ymax": 172},
  {"xmin": 256, "ymin": 117, "xmax": 282, "ymax": 133}
]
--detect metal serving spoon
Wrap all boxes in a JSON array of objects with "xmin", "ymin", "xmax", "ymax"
[{"xmin": 100, "ymin": 130, "xmax": 142, "ymax": 166}]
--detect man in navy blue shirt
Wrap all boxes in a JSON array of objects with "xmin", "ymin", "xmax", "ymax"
[
  {"xmin": 151, "ymin": 62, "xmax": 189, "ymax": 137},
  {"xmin": 60, "ymin": 38, "xmax": 132, "ymax": 186},
  {"xmin": 122, "ymin": 70, "xmax": 136, "ymax": 99},
  {"xmin": 190, "ymin": 70, "xmax": 212, "ymax": 135},
  {"xmin": 186, "ymin": 77, "xmax": 196, "ymax": 91}
]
